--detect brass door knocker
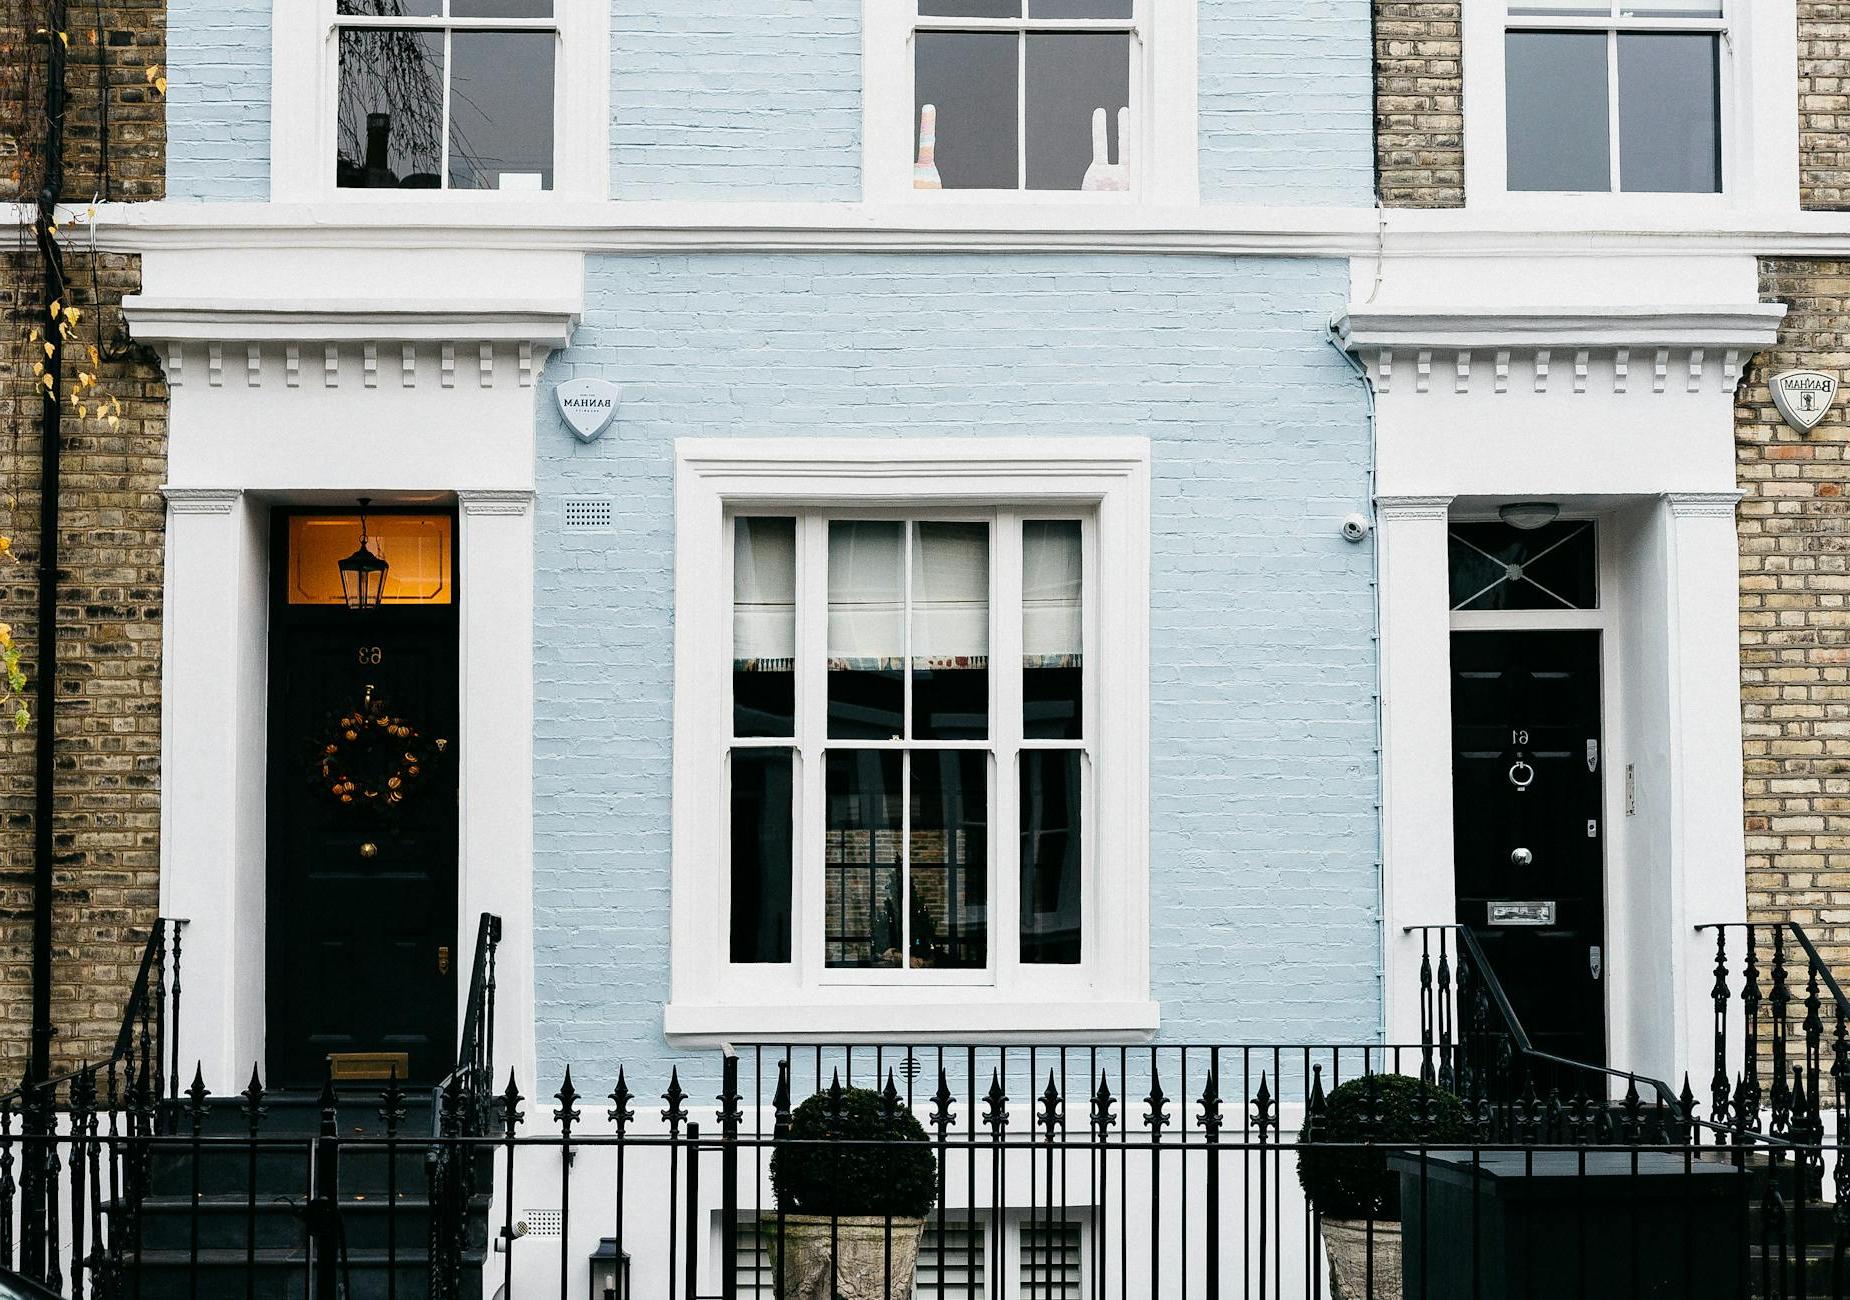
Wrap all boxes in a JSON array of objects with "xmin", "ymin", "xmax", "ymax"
[{"xmin": 1508, "ymin": 760, "xmax": 1536, "ymax": 791}]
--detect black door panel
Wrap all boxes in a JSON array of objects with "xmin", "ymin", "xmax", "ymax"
[
  {"xmin": 266, "ymin": 513, "xmax": 459, "ymax": 1087},
  {"xmin": 1452, "ymin": 630, "xmax": 1606, "ymax": 1068}
]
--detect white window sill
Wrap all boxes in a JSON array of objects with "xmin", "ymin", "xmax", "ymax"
[{"xmin": 663, "ymin": 999, "xmax": 1161, "ymax": 1046}]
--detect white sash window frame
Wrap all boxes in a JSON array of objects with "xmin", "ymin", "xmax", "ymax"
[{"xmin": 668, "ymin": 437, "xmax": 1155, "ymax": 1043}]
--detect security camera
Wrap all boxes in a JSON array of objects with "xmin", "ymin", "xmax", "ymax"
[{"xmin": 1341, "ymin": 513, "xmax": 1371, "ymax": 543}]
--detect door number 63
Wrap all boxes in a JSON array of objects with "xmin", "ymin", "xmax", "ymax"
[{"xmin": 356, "ymin": 646, "xmax": 384, "ymax": 665}]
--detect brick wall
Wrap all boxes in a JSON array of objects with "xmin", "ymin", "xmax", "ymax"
[
  {"xmin": 1802, "ymin": 1, "xmax": 1850, "ymax": 210},
  {"xmin": 1739, "ymin": 259, "xmax": 1850, "ymax": 969},
  {"xmin": 0, "ymin": 2, "xmax": 166, "ymax": 1073},
  {"xmin": 533, "ymin": 253, "xmax": 1377, "ymax": 1080},
  {"xmin": 1372, "ymin": 0, "xmax": 1464, "ymax": 207}
]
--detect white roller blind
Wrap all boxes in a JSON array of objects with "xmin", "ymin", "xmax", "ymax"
[
  {"xmin": 828, "ymin": 521, "xmax": 905, "ymax": 661},
  {"xmin": 1023, "ymin": 520, "xmax": 1082, "ymax": 662},
  {"xmin": 733, "ymin": 517, "xmax": 796, "ymax": 663},
  {"xmin": 912, "ymin": 522, "xmax": 989, "ymax": 662}
]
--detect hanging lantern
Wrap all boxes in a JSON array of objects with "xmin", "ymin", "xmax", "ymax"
[{"xmin": 338, "ymin": 498, "xmax": 390, "ymax": 611}]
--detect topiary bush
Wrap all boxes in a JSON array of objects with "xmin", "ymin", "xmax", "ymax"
[
  {"xmin": 1296, "ymin": 1073, "xmax": 1472, "ymax": 1219},
  {"xmin": 770, "ymin": 1085, "xmax": 939, "ymax": 1219}
]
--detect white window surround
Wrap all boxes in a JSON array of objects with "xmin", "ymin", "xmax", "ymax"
[
  {"xmin": 269, "ymin": 0, "xmax": 611, "ymax": 204},
  {"xmin": 1460, "ymin": 0, "xmax": 1799, "ymax": 218},
  {"xmin": 667, "ymin": 438, "xmax": 1155, "ymax": 1043},
  {"xmin": 861, "ymin": 0, "xmax": 1199, "ymax": 207}
]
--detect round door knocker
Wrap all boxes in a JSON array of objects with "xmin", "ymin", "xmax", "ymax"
[{"xmin": 1508, "ymin": 759, "xmax": 1536, "ymax": 791}]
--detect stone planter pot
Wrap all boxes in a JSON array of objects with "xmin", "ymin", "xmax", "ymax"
[
  {"xmin": 1319, "ymin": 1217, "xmax": 1402, "ymax": 1300},
  {"xmin": 770, "ymin": 1215, "xmax": 926, "ymax": 1300}
]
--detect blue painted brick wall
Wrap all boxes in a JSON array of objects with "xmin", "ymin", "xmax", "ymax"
[
  {"xmin": 165, "ymin": 0, "xmax": 271, "ymax": 200},
  {"xmin": 533, "ymin": 252, "xmax": 1380, "ymax": 1082},
  {"xmin": 1197, "ymin": 0, "xmax": 1376, "ymax": 205},
  {"xmin": 610, "ymin": 1, "xmax": 862, "ymax": 200}
]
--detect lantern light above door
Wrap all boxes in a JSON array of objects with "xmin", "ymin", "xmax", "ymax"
[{"xmin": 338, "ymin": 498, "xmax": 390, "ymax": 611}]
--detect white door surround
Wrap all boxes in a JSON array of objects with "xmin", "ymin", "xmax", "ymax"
[
  {"xmin": 1341, "ymin": 271, "xmax": 1784, "ymax": 1088},
  {"xmin": 125, "ymin": 246, "xmax": 580, "ymax": 1092}
]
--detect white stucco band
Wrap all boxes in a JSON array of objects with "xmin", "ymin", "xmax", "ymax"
[
  {"xmin": 1342, "ymin": 256, "xmax": 1783, "ymax": 1090},
  {"xmin": 127, "ymin": 246, "xmax": 582, "ymax": 1093}
]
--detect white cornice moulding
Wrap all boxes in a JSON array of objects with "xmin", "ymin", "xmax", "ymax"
[
  {"xmin": 457, "ymin": 489, "xmax": 536, "ymax": 516},
  {"xmin": 1375, "ymin": 494, "xmax": 1454, "ymax": 521},
  {"xmin": 1337, "ymin": 305, "xmax": 1787, "ymax": 353},
  {"xmin": 120, "ymin": 297, "xmax": 579, "ymax": 348},
  {"xmin": 1664, "ymin": 490, "xmax": 1745, "ymax": 518},
  {"xmin": 162, "ymin": 487, "xmax": 242, "ymax": 514}
]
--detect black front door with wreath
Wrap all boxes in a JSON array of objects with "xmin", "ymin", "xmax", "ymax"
[{"xmin": 265, "ymin": 509, "xmax": 460, "ymax": 1088}]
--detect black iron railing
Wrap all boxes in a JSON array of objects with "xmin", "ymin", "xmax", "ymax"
[
  {"xmin": 0, "ymin": 916, "xmax": 182, "ymax": 1298},
  {"xmin": 428, "ymin": 911, "xmax": 502, "ymax": 1300},
  {"xmin": 2, "ymin": 1041, "xmax": 1843, "ymax": 1300},
  {"xmin": 1406, "ymin": 924, "xmax": 1684, "ymax": 1141}
]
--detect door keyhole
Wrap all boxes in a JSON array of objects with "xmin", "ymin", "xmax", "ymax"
[{"xmin": 437, "ymin": 946, "xmax": 451, "ymax": 976}]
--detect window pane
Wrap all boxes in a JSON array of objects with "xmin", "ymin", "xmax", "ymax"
[
  {"xmin": 1026, "ymin": 33, "xmax": 1131, "ymax": 191},
  {"xmin": 287, "ymin": 514, "xmax": 453, "ymax": 606},
  {"xmin": 826, "ymin": 751, "xmax": 904, "ymax": 969},
  {"xmin": 339, "ymin": 0, "xmax": 442, "ymax": 15},
  {"xmin": 337, "ymin": 29, "xmax": 445, "ymax": 189},
  {"xmin": 828, "ymin": 521, "xmax": 906, "ymax": 738},
  {"xmin": 734, "ymin": 518, "xmax": 796, "ymax": 738},
  {"xmin": 1449, "ymin": 521, "xmax": 1599, "ymax": 612},
  {"xmin": 1618, "ymin": 34, "xmax": 1719, "ymax": 193},
  {"xmin": 449, "ymin": 31, "xmax": 555, "ymax": 190},
  {"xmin": 1031, "ymin": 0, "xmax": 1132, "ymax": 16},
  {"xmin": 919, "ymin": 0, "xmax": 1019, "ymax": 13},
  {"xmin": 911, "ymin": 751, "xmax": 989, "ymax": 969},
  {"xmin": 450, "ymin": 0, "xmax": 553, "ymax": 14},
  {"xmin": 1021, "ymin": 751, "xmax": 1081, "ymax": 964},
  {"xmin": 1024, "ymin": 521, "xmax": 1083, "ymax": 740},
  {"xmin": 915, "ymin": 32, "xmax": 1020, "ymax": 190},
  {"xmin": 730, "ymin": 749, "xmax": 793, "ymax": 964},
  {"xmin": 1505, "ymin": 31, "xmax": 1610, "ymax": 191},
  {"xmin": 912, "ymin": 522, "xmax": 989, "ymax": 740}
]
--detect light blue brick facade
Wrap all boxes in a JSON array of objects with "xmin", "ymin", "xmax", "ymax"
[
  {"xmin": 610, "ymin": 1, "xmax": 863, "ymax": 200},
  {"xmin": 532, "ymin": 253, "xmax": 1379, "ymax": 1081},
  {"xmin": 164, "ymin": 0, "xmax": 271, "ymax": 200},
  {"xmin": 163, "ymin": 2, "xmax": 1377, "ymax": 207}
]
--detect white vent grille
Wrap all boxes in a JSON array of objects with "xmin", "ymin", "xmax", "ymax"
[
  {"xmin": 563, "ymin": 497, "xmax": 614, "ymax": 532},
  {"xmin": 519, "ymin": 1208, "xmax": 563, "ymax": 1238},
  {"xmin": 736, "ymin": 1220, "xmax": 991, "ymax": 1300},
  {"xmin": 1019, "ymin": 1221, "xmax": 1081, "ymax": 1299}
]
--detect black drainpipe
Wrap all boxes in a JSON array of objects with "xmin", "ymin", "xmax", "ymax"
[{"xmin": 31, "ymin": 0, "xmax": 70, "ymax": 1099}]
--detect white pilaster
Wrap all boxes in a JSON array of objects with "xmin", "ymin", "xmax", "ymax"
[
  {"xmin": 1376, "ymin": 495, "xmax": 1457, "ymax": 1048},
  {"xmin": 1662, "ymin": 491, "xmax": 1750, "ymax": 1085},
  {"xmin": 456, "ymin": 490, "xmax": 538, "ymax": 1092},
  {"xmin": 160, "ymin": 488, "xmax": 266, "ymax": 1089}
]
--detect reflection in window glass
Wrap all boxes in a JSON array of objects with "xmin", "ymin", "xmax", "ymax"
[
  {"xmin": 1618, "ymin": 34, "xmax": 1719, "ymax": 193},
  {"xmin": 915, "ymin": 32, "xmax": 1020, "ymax": 190},
  {"xmin": 734, "ymin": 518, "xmax": 796, "ymax": 738},
  {"xmin": 1021, "ymin": 751, "xmax": 1081, "ymax": 964},
  {"xmin": 910, "ymin": 752, "xmax": 989, "ymax": 969},
  {"xmin": 337, "ymin": 29, "xmax": 446, "ymax": 188},
  {"xmin": 1505, "ymin": 31, "xmax": 1610, "ymax": 191},
  {"xmin": 1025, "ymin": 34, "xmax": 1131, "ymax": 191},
  {"xmin": 1024, "ymin": 521, "xmax": 1083, "ymax": 739},
  {"xmin": 1449, "ymin": 521, "xmax": 1599, "ymax": 612},
  {"xmin": 828, "ymin": 522, "xmax": 906, "ymax": 739},
  {"xmin": 918, "ymin": 0, "xmax": 1019, "ymax": 13},
  {"xmin": 826, "ymin": 751, "xmax": 904, "ymax": 968},
  {"xmin": 912, "ymin": 522, "xmax": 990, "ymax": 740},
  {"xmin": 450, "ymin": 0, "xmax": 553, "ymax": 15},
  {"xmin": 730, "ymin": 749, "xmax": 793, "ymax": 964},
  {"xmin": 449, "ymin": 31, "xmax": 556, "ymax": 190},
  {"xmin": 339, "ymin": 0, "xmax": 441, "ymax": 15},
  {"xmin": 1031, "ymin": 0, "xmax": 1131, "ymax": 14}
]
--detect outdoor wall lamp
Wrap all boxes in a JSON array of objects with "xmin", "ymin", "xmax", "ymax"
[
  {"xmin": 1498, "ymin": 501, "xmax": 1560, "ymax": 531},
  {"xmin": 589, "ymin": 1238, "xmax": 630, "ymax": 1300},
  {"xmin": 338, "ymin": 497, "xmax": 390, "ymax": 611}
]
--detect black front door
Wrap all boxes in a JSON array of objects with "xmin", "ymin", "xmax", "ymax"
[
  {"xmin": 267, "ymin": 512, "xmax": 459, "ymax": 1087},
  {"xmin": 1452, "ymin": 629, "xmax": 1606, "ymax": 1067}
]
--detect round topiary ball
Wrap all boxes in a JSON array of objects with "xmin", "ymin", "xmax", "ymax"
[
  {"xmin": 1296, "ymin": 1073, "xmax": 1472, "ymax": 1219},
  {"xmin": 771, "ymin": 1085, "xmax": 939, "ymax": 1219}
]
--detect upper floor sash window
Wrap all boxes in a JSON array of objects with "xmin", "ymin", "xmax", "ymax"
[
  {"xmin": 1504, "ymin": 2, "xmax": 1723, "ymax": 194},
  {"xmin": 335, "ymin": 0, "xmax": 557, "ymax": 191}
]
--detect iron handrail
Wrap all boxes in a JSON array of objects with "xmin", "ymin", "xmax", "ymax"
[
  {"xmin": 1408, "ymin": 922, "xmax": 1680, "ymax": 1109},
  {"xmin": 1698, "ymin": 920, "xmax": 1850, "ymax": 1020}
]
